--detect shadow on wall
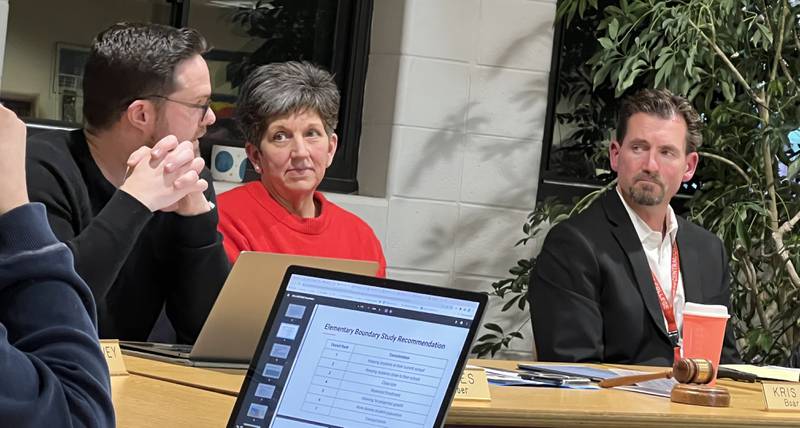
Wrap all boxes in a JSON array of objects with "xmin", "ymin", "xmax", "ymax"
[
  {"xmin": 487, "ymin": 18, "xmax": 554, "ymax": 80},
  {"xmin": 401, "ymin": 20, "xmax": 552, "ymax": 272},
  {"xmin": 392, "ymin": 20, "xmax": 554, "ymax": 358},
  {"xmin": 399, "ymin": 103, "xmax": 486, "ymax": 194}
]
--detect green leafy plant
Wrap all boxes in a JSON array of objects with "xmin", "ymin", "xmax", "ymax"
[
  {"xmin": 472, "ymin": 183, "xmax": 614, "ymax": 357},
  {"xmin": 549, "ymin": 3, "xmax": 617, "ymax": 182},
  {"xmin": 474, "ymin": 0, "xmax": 800, "ymax": 364}
]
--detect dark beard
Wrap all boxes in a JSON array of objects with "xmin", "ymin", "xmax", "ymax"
[{"xmin": 628, "ymin": 179, "xmax": 664, "ymax": 206}]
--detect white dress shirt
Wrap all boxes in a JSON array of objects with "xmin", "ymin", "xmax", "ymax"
[{"xmin": 616, "ymin": 187, "xmax": 686, "ymax": 342}]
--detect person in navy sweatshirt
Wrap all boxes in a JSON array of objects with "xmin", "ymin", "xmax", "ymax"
[{"xmin": 0, "ymin": 104, "xmax": 114, "ymax": 427}]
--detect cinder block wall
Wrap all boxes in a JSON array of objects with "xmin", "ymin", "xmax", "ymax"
[
  {"xmin": 0, "ymin": 0, "xmax": 8, "ymax": 86},
  {"xmin": 356, "ymin": 0, "xmax": 556, "ymax": 359}
]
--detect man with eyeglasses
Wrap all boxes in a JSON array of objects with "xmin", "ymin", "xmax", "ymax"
[{"xmin": 25, "ymin": 23, "xmax": 230, "ymax": 344}]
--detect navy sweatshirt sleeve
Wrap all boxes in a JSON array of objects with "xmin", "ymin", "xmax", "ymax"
[{"xmin": 0, "ymin": 203, "xmax": 114, "ymax": 427}]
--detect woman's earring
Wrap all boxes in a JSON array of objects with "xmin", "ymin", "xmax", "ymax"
[{"xmin": 254, "ymin": 165, "xmax": 261, "ymax": 173}]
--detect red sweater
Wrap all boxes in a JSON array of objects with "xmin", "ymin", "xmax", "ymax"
[{"xmin": 217, "ymin": 182, "xmax": 386, "ymax": 277}]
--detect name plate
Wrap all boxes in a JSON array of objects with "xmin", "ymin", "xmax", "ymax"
[
  {"xmin": 762, "ymin": 382, "xmax": 800, "ymax": 411},
  {"xmin": 99, "ymin": 339, "xmax": 128, "ymax": 376},
  {"xmin": 454, "ymin": 368, "xmax": 491, "ymax": 401}
]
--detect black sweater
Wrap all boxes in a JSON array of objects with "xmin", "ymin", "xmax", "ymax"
[
  {"xmin": 0, "ymin": 203, "xmax": 114, "ymax": 427},
  {"xmin": 25, "ymin": 130, "xmax": 230, "ymax": 343}
]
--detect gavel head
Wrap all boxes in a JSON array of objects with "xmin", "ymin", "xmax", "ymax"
[{"xmin": 673, "ymin": 358, "xmax": 715, "ymax": 384}]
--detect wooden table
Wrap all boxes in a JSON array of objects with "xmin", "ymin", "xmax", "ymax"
[
  {"xmin": 124, "ymin": 354, "xmax": 244, "ymax": 395},
  {"xmin": 447, "ymin": 361, "xmax": 791, "ymax": 427},
  {"xmin": 111, "ymin": 372, "xmax": 235, "ymax": 427},
  {"xmin": 118, "ymin": 355, "xmax": 800, "ymax": 427}
]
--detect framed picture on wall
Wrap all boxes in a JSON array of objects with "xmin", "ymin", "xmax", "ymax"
[{"xmin": 53, "ymin": 43, "xmax": 90, "ymax": 95}]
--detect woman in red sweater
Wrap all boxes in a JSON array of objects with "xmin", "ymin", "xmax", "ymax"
[{"xmin": 217, "ymin": 61, "xmax": 386, "ymax": 276}]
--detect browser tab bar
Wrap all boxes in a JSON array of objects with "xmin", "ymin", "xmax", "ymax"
[{"xmin": 287, "ymin": 274, "xmax": 478, "ymax": 319}]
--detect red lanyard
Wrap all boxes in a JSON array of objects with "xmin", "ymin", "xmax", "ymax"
[{"xmin": 650, "ymin": 240, "xmax": 681, "ymax": 363}]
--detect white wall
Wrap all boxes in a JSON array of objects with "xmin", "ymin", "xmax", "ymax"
[
  {"xmin": 353, "ymin": 0, "xmax": 556, "ymax": 359},
  {"xmin": 0, "ymin": 0, "xmax": 8, "ymax": 86}
]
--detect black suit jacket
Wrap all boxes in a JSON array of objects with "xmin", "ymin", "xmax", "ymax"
[{"xmin": 529, "ymin": 191, "xmax": 740, "ymax": 366}]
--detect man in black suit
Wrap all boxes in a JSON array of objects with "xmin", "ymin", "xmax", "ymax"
[{"xmin": 530, "ymin": 89, "xmax": 740, "ymax": 366}]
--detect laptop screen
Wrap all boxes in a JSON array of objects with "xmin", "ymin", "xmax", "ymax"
[{"xmin": 229, "ymin": 266, "xmax": 485, "ymax": 428}]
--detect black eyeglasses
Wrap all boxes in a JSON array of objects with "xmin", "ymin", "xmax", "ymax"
[{"xmin": 133, "ymin": 95, "xmax": 212, "ymax": 120}]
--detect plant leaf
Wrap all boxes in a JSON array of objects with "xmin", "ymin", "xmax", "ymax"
[
  {"xmin": 786, "ymin": 157, "xmax": 800, "ymax": 181},
  {"xmin": 599, "ymin": 37, "xmax": 614, "ymax": 50},
  {"xmin": 609, "ymin": 18, "xmax": 619, "ymax": 40},
  {"xmin": 721, "ymin": 81, "xmax": 735, "ymax": 102}
]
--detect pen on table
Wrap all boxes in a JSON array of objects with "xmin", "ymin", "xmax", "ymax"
[
  {"xmin": 715, "ymin": 367, "xmax": 759, "ymax": 383},
  {"xmin": 517, "ymin": 373, "xmax": 592, "ymax": 386}
]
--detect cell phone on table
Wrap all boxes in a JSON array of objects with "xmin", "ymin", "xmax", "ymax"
[
  {"xmin": 517, "ymin": 363, "xmax": 612, "ymax": 382},
  {"xmin": 518, "ymin": 372, "xmax": 592, "ymax": 386}
]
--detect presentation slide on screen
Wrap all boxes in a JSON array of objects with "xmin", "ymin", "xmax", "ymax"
[{"xmin": 270, "ymin": 304, "xmax": 469, "ymax": 428}]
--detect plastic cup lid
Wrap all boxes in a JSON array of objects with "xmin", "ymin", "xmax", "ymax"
[{"xmin": 683, "ymin": 302, "xmax": 730, "ymax": 318}]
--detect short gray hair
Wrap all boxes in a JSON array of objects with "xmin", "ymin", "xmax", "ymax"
[{"xmin": 236, "ymin": 61, "xmax": 340, "ymax": 144}]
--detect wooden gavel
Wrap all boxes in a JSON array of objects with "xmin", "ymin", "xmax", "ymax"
[
  {"xmin": 598, "ymin": 358, "xmax": 731, "ymax": 407},
  {"xmin": 599, "ymin": 358, "xmax": 715, "ymax": 388}
]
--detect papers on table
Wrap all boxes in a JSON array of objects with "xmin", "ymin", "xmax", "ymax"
[
  {"xmin": 517, "ymin": 364, "xmax": 675, "ymax": 397},
  {"xmin": 720, "ymin": 364, "xmax": 800, "ymax": 382},
  {"xmin": 480, "ymin": 366, "xmax": 599, "ymax": 389},
  {"xmin": 608, "ymin": 368, "xmax": 677, "ymax": 398}
]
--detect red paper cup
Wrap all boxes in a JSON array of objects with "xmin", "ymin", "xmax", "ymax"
[{"xmin": 682, "ymin": 302, "xmax": 730, "ymax": 385}]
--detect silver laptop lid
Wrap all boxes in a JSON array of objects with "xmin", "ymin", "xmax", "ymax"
[{"xmin": 191, "ymin": 252, "xmax": 379, "ymax": 363}]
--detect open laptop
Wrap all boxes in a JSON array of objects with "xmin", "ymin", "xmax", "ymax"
[
  {"xmin": 227, "ymin": 265, "xmax": 487, "ymax": 428},
  {"xmin": 120, "ymin": 252, "xmax": 379, "ymax": 368}
]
